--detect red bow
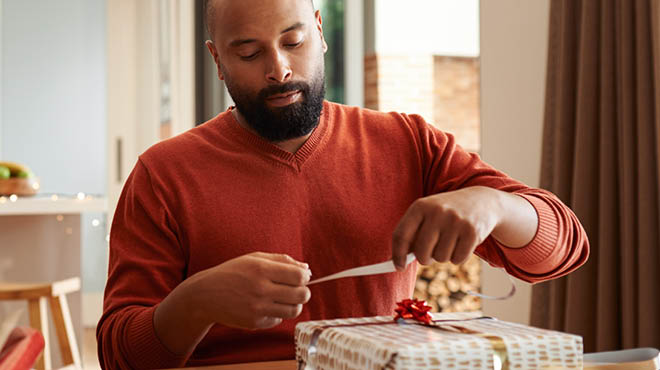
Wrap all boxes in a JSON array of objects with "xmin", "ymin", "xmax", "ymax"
[{"xmin": 394, "ymin": 298, "xmax": 433, "ymax": 324}]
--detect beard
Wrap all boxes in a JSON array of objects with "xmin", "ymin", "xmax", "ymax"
[{"xmin": 223, "ymin": 66, "xmax": 326, "ymax": 143}]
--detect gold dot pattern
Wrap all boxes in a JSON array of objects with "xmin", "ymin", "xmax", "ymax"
[{"xmin": 295, "ymin": 312, "xmax": 583, "ymax": 370}]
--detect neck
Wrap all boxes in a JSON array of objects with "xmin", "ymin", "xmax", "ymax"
[{"xmin": 231, "ymin": 108, "xmax": 313, "ymax": 154}]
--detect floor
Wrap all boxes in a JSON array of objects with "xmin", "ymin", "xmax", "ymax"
[{"xmin": 83, "ymin": 327, "xmax": 101, "ymax": 370}]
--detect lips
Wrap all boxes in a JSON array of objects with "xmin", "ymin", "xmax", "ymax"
[
  {"xmin": 264, "ymin": 90, "xmax": 303, "ymax": 107},
  {"xmin": 267, "ymin": 90, "xmax": 300, "ymax": 100}
]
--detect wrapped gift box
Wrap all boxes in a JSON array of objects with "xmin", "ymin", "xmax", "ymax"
[{"xmin": 295, "ymin": 312, "xmax": 583, "ymax": 370}]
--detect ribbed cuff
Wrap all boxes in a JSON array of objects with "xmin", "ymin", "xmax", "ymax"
[
  {"xmin": 125, "ymin": 306, "xmax": 189, "ymax": 369},
  {"xmin": 495, "ymin": 194, "xmax": 561, "ymax": 274}
]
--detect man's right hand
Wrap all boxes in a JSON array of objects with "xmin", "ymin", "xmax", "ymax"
[
  {"xmin": 153, "ymin": 252, "xmax": 311, "ymax": 356},
  {"xmin": 188, "ymin": 252, "xmax": 312, "ymax": 329}
]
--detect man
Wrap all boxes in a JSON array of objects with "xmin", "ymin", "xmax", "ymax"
[{"xmin": 97, "ymin": 0, "xmax": 589, "ymax": 368}]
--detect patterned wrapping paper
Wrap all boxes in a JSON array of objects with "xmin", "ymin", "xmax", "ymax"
[{"xmin": 295, "ymin": 312, "xmax": 583, "ymax": 370}]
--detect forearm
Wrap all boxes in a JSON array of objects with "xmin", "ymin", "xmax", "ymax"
[
  {"xmin": 153, "ymin": 277, "xmax": 214, "ymax": 358},
  {"xmin": 490, "ymin": 188, "xmax": 539, "ymax": 248}
]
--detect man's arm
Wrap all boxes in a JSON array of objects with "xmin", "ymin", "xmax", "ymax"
[{"xmin": 390, "ymin": 114, "xmax": 588, "ymax": 281}]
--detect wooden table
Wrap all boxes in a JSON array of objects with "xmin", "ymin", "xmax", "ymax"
[{"xmin": 182, "ymin": 360, "xmax": 297, "ymax": 370}]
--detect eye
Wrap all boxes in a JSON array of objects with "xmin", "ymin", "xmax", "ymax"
[
  {"xmin": 285, "ymin": 41, "xmax": 302, "ymax": 48},
  {"xmin": 239, "ymin": 51, "xmax": 260, "ymax": 61}
]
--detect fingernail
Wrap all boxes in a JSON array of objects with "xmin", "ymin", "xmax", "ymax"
[{"xmin": 304, "ymin": 270, "xmax": 312, "ymax": 283}]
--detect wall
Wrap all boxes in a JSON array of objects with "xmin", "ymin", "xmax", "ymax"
[
  {"xmin": 479, "ymin": 0, "xmax": 550, "ymax": 325},
  {"xmin": 1, "ymin": 0, "xmax": 108, "ymax": 294},
  {"xmin": 1, "ymin": 0, "xmax": 106, "ymax": 195}
]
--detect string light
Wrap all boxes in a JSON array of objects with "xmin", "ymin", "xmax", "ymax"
[
  {"xmin": 32, "ymin": 182, "xmax": 40, "ymax": 190},
  {"xmin": 0, "ymin": 193, "xmax": 98, "ymax": 203},
  {"xmin": 0, "ymin": 192, "xmax": 106, "ymax": 241}
]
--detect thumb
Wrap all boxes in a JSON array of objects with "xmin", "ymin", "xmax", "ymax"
[{"xmin": 253, "ymin": 317, "xmax": 283, "ymax": 330}]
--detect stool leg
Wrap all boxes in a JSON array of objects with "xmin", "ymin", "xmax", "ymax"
[
  {"xmin": 28, "ymin": 297, "xmax": 52, "ymax": 370},
  {"xmin": 49, "ymin": 294, "xmax": 82, "ymax": 368}
]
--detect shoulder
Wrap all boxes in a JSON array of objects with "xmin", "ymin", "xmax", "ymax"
[
  {"xmin": 324, "ymin": 101, "xmax": 441, "ymax": 142},
  {"xmin": 138, "ymin": 112, "xmax": 229, "ymax": 169},
  {"xmin": 323, "ymin": 100, "xmax": 418, "ymax": 123}
]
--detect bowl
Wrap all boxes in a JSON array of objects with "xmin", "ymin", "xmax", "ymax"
[{"xmin": 0, "ymin": 177, "xmax": 40, "ymax": 196}]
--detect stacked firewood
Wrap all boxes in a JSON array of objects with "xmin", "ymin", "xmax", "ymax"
[{"xmin": 414, "ymin": 255, "xmax": 482, "ymax": 312}]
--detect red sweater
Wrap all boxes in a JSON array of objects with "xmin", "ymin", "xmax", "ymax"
[{"xmin": 97, "ymin": 101, "xmax": 588, "ymax": 369}]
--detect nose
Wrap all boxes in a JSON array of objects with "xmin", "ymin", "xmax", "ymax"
[{"xmin": 265, "ymin": 50, "xmax": 292, "ymax": 84}]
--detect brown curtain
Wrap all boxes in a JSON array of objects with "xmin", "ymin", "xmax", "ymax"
[{"xmin": 531, "ymin": 0, "xmax": 660, "ymax": 352}]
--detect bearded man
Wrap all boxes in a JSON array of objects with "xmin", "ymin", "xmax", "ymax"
[{"xmin": 97, "ymin": 0, "xmax": 589, "ymax": 368}]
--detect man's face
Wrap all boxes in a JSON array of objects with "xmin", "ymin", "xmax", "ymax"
[{"xmin": 206, "ymin": 0, "xmax": 328, "ymax": 142}]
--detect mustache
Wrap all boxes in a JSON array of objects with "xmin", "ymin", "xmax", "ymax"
[{"xmin": 258, "ymin": 81, "xmax": 310, "ymax": 100}]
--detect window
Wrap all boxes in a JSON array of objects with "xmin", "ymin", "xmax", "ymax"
[{"xmin": 315, "ymin": 0, "xmax": 345, "ymax": 104}]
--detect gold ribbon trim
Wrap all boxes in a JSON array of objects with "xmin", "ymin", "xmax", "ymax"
[{"xmin": 434, "ymin": 323, "xmax": 509, "ymax": 370}]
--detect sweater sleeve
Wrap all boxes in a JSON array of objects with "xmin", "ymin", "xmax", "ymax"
[
  {"xmin": 97, "ymin": 159, "xmax": 190, "ymax": 369},
  {"xmin": 405, "ymin": 114, "xmax": 589, "ymax": 283}
]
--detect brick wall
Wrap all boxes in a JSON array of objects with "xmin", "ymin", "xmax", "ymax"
[
  {"xmin": 364, "ymin": 53, "xmax": 435, "ymax": 123},
  {"xmin": 433, "ymin": 56, "xmax": 481, "ymax": 152},
  {"xmin": 364, "ymin": 54, "xmax": 481, "ymax": 152}
]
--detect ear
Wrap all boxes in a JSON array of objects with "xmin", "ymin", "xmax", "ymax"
[
  {"xmin": 205, "ymin": 40, "xmax": 225, "ymax": 80},
  {"xmin": 314, "ymin": 10, "xmax": 328, "ymax": 53}
]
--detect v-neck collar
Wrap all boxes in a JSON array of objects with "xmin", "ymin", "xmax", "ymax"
[{"xmin": 222, "ymin": 101, "xmax": 330, "ymax": 171}]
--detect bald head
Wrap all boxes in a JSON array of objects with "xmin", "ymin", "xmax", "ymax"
[{"xmin": 204, "ymin": 0, "xmax": 316, "ymax": 40}]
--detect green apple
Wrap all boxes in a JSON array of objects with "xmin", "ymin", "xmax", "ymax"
[
  {"xmin": 0, "ymin": 166, "xmax": 10, "ymax": 180},
  {"xmin": 16, "ymin": 170, "xmax": 31, "ymax": 178}
]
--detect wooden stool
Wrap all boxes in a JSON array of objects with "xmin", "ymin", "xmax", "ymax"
[{"xmin": 0, "ymin": 277, "xmax": 82, "ymax": 370}]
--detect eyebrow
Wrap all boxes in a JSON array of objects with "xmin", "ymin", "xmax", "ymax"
[{"xmin": 228, "ymin": 22, "xmax": 305, "ymax": 48}]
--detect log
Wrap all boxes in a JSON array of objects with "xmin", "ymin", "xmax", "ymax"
[{"xmin": 414, "ymin": 255, "xmax": 482, "ymax": 312}]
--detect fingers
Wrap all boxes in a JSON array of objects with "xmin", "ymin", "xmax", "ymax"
[
  {"xmin": 260, "ymin": 261, "xmax": 311, "ymax": 286},
  {"xmin": 250, "ymin": 253, "xmax": 311, "ymax": 286},
  {"xmin": 254, "ymin": 252, "xmax": 309, "ymax": 270},
  {"xmin": 451, "ymin": 225, "xmax": 479, "ymax": 264},
  {"xmin": 251, "ymin": 278, "xmax": 310, "ymax": 329},
  {"xmin": 432, "ymin": 228, "xmax": 459, "ymax": 263},
  {"xmin": 392, "ymin": 204, "xmax": 424, "ymax": 270},
  {"xmin": 248, "ymin": 301, "xmax": 303, "ymax": 329},
  {"xmin": 411, "ymin": 217, "xmax": 440, "ymax": 265},
  {"xmin": 268, "ymin": 284, "xmax": 311, "ymax": 305},
  {"xmin": 259, "ymin": 302, "xmax": 304, "ymax": 320}
]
